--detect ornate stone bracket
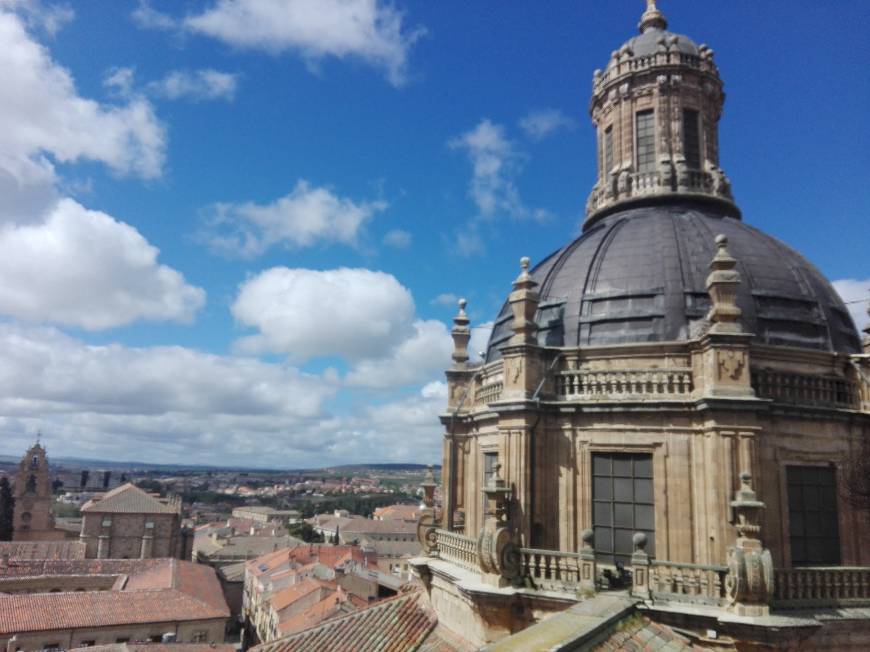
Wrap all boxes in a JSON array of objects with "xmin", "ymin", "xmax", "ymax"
[
  {"xmin": 477, "ymin": 463, "xmax": 521, "ymax": 584},
  {"xmin": 725, "ymin": 472, "xmax": 774, "ymax": 616},
  {"xmin": 417, "ymin": 465, "xmax": 439, "ymax": 555}
]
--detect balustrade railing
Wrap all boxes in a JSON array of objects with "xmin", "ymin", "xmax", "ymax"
[
  {"xmin": 519, "ymin": 548, "xmax": 583, "ymax": 593},
  {"xmin": 556, "ymin": 368, "xmax": 693, "ymax": 400},
  {"xmin": 474, "ymin": 381, "xmax": 503, "ymax": 407},
  {"xmin": 752, "ymin": 369, "xmax": 857, "ymax": 408},
  {"xmin": 774, "ymin": 567, "xmax": 870, "ymax": 608},
  {"xmin": 435, "ymin": 529, "xmax": 478, "ymax": 572},
  {"xmin": 646, "ymin": 560, "xmax": 729, "ymax": 607}
]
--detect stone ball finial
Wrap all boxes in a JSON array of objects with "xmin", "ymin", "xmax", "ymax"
[
  {"xmin": 633, "ymin": 531, "xmax": 648, "ymax": 551},
  {"xmin": 520, "ymin": 256, "xmax": 530, "ymax": 271},
  {"xmin": 715, "ymin": 233, "xmax": 728, "ymax": 248},
  {"xmin": 581, "ymin": 529, "xmax": 594, "ymax": 545}
]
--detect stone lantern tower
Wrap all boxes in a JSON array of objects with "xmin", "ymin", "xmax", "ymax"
[{"xmin": 12, "ymin": 442, "xmax": 58, "ymax": 541}]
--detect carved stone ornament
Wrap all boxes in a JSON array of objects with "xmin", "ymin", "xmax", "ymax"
[
  {"xmin": 478, "ymin": 526, "xmax": 520, "ymax": 580},
  {"xmin": 717, "ymin": 349, "xmax": 746, "ymax": 381},
  {"xmin": 417, "ymin": 510, "xmax": 438, "ymax": 556},
  {"xmin": 725, "ymin": 472, "xmax": 774, "ymax": 612}
]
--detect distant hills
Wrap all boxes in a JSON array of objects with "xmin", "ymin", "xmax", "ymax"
[{"xmin": 0, "ymin": 454, "xmax": 439, "ymax": 474}]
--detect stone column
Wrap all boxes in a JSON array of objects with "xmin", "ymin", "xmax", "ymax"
[
  {"xmin": 579, "ymin": 529, "xmax": 598, "ymax": 595},
  {"xmin": 630, "ymin": 532, "xmax": 652, "ymax": 601}
]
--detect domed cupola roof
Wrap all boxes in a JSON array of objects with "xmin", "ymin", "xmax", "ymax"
[{"xmin": 485, "ymin": 3, "xmax": 862, "ymax": 361}]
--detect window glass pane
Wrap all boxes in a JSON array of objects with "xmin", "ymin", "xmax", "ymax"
[
  {"xmin": 594, "ymin": 527, "xmax": 613, "ymax": 553},
  {"xmin": 614, "ymin": 503, "xmax": 633, "ymax": 528},
  {"xmin": 593, "ymin": 502, "xmax": 612, "ymax": 526},
  {"xmin": 593, "ymin": 456, "xmax": 611, "ymax": 476},
  {"xmin": 634, "ymin": 479, "xmax": 653, "ymax": 503},
  {"xmin": 613, "ymin": 457, "xmax": 632, "ymax": 477},
  {"xmin": 635, "ymin": 504, "xmax": 654, "ymax": 530},
  {"xmin": 787, "ymin": 465, "xmax": 840, "ymax": 565},
  {"xmin": 614, "ymin": 477, "xmax": 633, "ymax": 501},
  {"xmin": 604, "ymin": 127, "xmax": 613, "ymax": 174},
  {"xmin": 636, "ymin": 110, "xmax": 655, "ymax": 173},
  {"xmin": 594, "ymin": 477, "xmax": 612, "ymax": 500},
  {"xmin": 634, "ymin": 457, "xmax": 653, "ymax": 478},
  {"xmin": 683, "ymin": 109, "xmax": 700, "ymax": 169},
  {"xmin": 614, "ymin": 529, "xmax": 634, "ymax": 557}
]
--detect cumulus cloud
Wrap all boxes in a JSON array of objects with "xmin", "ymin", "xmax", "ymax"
[
  {"xmin": 150, "ymin": 0, "xmax": 425, "ymax": 86},
  {"xmin": 449, "ymin": 119, "xmax": 550, "ymax": 255},
  {"xmin": 431, "ymin": 293, "xmax": 459, "ymax": 307},
  {"xmin": 518, "ymin": 108, "xmax": 575, "ymax": 141},
  {"xmin": 148, "ymin": 69, "xmax": 238, "ymax": 101},
  {"xmin": 232, "ymin": 267, "xmax": 415, "ymax": 360},
  {"xmin": 0, "ymin": 198, "xmax": 205, "ymax": 330},
  {"xmin": 832, "ymin": 278, "xmax": 870, "ymax": 331},
  {"xmin": 345, "ymin": 319, "xmax": 452, "ymax": 388},
  {"xmin": 201, "ymin": 180, "xmax": 386, "ymax": 258},
  {"xmin": 0, "ymin": 6, "xmax": 165, "ymax": 198},
  {"xmin": 383, "ymin": 228, "xmax": 411, "ymax": 249},
  {"xmin": 0, "ymin": 323, "xmax": 343, "ymax": 466}
]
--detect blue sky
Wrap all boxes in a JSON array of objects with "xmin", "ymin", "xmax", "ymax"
[{"xmin": 0, "ymin": 0, "xmax": 867, "ymax": 468}]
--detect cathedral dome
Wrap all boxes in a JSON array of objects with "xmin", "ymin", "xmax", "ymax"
[
  {"xmin": 485, "ymin": 1, "xmax": 861, "ymax": 361},
  {"xmin": 485, "ymin": 202, "xmax": 861, "ymax": 361}
]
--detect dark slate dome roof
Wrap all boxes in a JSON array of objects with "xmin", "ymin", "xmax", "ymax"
[
  {"xmin": 485, "ymin": 202, "xmax": 861, "ymax": 362},
  {"xmin": 622, "ymin": 27, "xmax": 699, "ymax": 58}
]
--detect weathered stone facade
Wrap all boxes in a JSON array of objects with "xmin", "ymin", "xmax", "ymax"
[
  {"xmin": 413, "ymin": 2, "xmax": 870, "ymax": 648},
  {"xmin": 79, "ymin": 484, "xmax": 189, "ymax": 560}
]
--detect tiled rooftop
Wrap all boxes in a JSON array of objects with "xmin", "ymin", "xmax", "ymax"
[
  {"xmin": 0, "ymin": 540, "xmax": 86, "ymax": 560},
  {"xmin": 0, "ymin": 558, "xmax": 229, "ymax": 634},
  {"xmin": 251, "ymin": 588, "xmax": 438, "ymax": 652},
  {"xmin": 81, "ymin": 483, "xmax": 178, "ymax": 514},
  {"xmin": 594, "ymin": 614, "xmax": 705, "ymax": 651}
]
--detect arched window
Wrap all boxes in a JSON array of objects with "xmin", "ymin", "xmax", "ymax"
[{"xmin": 25, "ymin": 474, "xmax": 37, "ymax": 493}]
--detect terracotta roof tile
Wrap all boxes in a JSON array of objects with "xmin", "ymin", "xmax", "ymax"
[
  {"xmin": 593, "ymin": 614, "xmax": 705, "ymax": 652},
  {"xmin": 81, "ymin": 483, "xmax": 178, "ymax": 514},
  {"xmin": 252, "ymin": 588, "xmax": 436, "ymax": 652},
  {"xmin": 270, "ymin": 577, "xmax": 335, "ymax": 612},
  {"xmin": 0, "ymin": 540, "xmax": 86, "ymax": 560}
]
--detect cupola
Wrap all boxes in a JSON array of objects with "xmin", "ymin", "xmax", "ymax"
[{"xmin": 585, "ymin": 0, "xmax": 737, "ymax": 227}]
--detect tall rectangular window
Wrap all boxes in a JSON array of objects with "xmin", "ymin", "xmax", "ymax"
[
  {"xmin": 635, "ymin": 110, "xmax": 656, "ymax": 173},
  {"xmin": 683, "ymin": 109, "xmax": 701, "ymax": 169},
  {"xmin": 483, "ymin": 452, "xmax": 498, "ymax": 488},
  {"xmin": 603, "ymin": 126, "xmax": 614, "ymax": 175},
  {"xmin": 592, "ymin": 452, "xmax": 654, "ymax": 565},
  {"xmin": 787, "ymin": 466, "xmax": 841, "ymax": 565}
]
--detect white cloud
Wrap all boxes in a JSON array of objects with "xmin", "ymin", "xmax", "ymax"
[
  {"xmin": 0, "ymin": 198, "xmax": 205, "ymax": 330},
  {"xmin": 383, "ymin": 228, "xmax": 411, "ymax": 249},
  {"xmin": 0, "ymin": 6, "xmax": 166, "ymax": 198},
  {"xmin": 469, "ymin": 321, "xmax": 494, "ymax": 362},
  {"xmin": 131, "ymin": 0, "xmax": 176, "ymax": 32},
  {"xmin": 431, "ymin": 293, "xmax": 459, "ymax": 307},
  {"xmin": 345, "ymin": 319, "xmax": 452, "ymax": 388},
  {"xmin": 832, "ymin": 278, "xmax": 870, "ymax": 332},
  {"xmin": 4, "ymin": 0, "xmax": 74, "ymax": 36},
  {"xmin": 232, "ymin": 267, "xmax": 415, "ymax": 360},
  {"xmin": 518, "ymin": 108, "xmax": 575, "ymax": 141},
  {"xmin": 201, "ymin": 180, "xmax": 385, "ymax": 258},
  {"xmin": 450, "ymin": 119, "xmax": 522, "ymax": 220},
  {"xmin": 148, "ymin": 69, "xmax": 238, "ymax": 101},
  {"xmin": 0, "ymin": 323, "xmax": 343, "ymax": 466},
  {"xmin": 180, "ymin": 0, "xmax": 424, "ymax": 86}
]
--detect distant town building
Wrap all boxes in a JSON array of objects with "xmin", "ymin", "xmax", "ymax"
[
  {"xmin": 0, "ymin": 558, "xmax": 228, "ymax": 651},
  {"xmin": 79, "ymin": 483, "xmax": 192, "ymax": 560},
  {"xmin": 0, "ymin": 540, "xmax": 85, "ymax": 562},
  {"xmin": 372, "ymin": 504, "xmax": 420, "ymax": 522},
  {"xmin": 232, "ymin": 506, "xmax": 300, "ymax": 526}
]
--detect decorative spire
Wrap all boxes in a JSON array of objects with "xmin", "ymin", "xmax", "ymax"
[
  {"xmin": 451, "ymin": 298, "xmax": 471, "ymax": 366},
  {"xmin": 509, "ymin": 257, "xmax": 539, "ymax": 345},
  {"xmin": 706, "ymin": 235, "xmax": 743, "ymax": 333},
  {"xmin": 639, "ymin": 0, "xmax": 667, "ymax": 33}
]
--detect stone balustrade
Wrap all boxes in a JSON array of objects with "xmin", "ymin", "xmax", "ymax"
[
  {"xmin": 474, "ymin": 381, "xmax": 504, "ymax": 407},
  {"xmin": 556, "ymin": 368, "xmax": 694, "ymax": 400},
  {"xmin": 435, "ymin": 529, "xmax": 479, "ymax": 572},
  {"xmin": 519, "ymin": 548, "xmax": 584, "ymax": 593},
  {"xmin": 644, "ymin": 560, "xmax": 729, "ymax": 607},
  {"xmin": 593, "ymin": 50, "xmax": 711, "ymax": 92},
  {"xmin": 774, "ymin": 567, "xmax": 870, "ymax": 608},
  {"xmin": 752, "ymin": 369, "xmax": 857, "ymax": 408}
]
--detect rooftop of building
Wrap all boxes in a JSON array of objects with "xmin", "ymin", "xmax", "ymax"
[
  {"xmin": 81, "ymin": 482, "xmax": 179, "ymax": 514},
  {"xmin": 0, "ymin": 540, "xmax": 86, "ymax": 561},
  {"xmin": 0, "ymin": 558, "xmax": 229, "ymax": 634}
]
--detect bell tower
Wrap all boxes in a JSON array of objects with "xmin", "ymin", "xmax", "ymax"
[
  {"xmin": 585, "ymin": 0, "xmax": 737, "ymax": 226},
  {"xmin": 13, "ymin": 441, "xmax": 57, "ymax": 541}
]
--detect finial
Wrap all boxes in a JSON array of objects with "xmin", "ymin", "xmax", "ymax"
[
  {"xmin": 457, "ymin": 298, "xmax": 467, "ymax": 315},
  {"xmin": 513, "ymin": 256, "xmax": 533, "ymax": 286},
  {"xmin": 639, "ymin": 0, "xmax": 668, "ymax": 33}
]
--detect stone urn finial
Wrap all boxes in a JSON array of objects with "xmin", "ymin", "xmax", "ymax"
[
  {"xmin": 451, "ymin": 298, "xmax": 471, "ymax": 366},
  {"xmin": 421, "ymin": 464, "xmax": 436, "ymax": 509},
  {"xmin": 508, "ymin": 257, "xmax": 539, "ymax": 345},
  {"xmin": 706, "ymin": 234, "xmax": 743, "ymax": 333}
]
